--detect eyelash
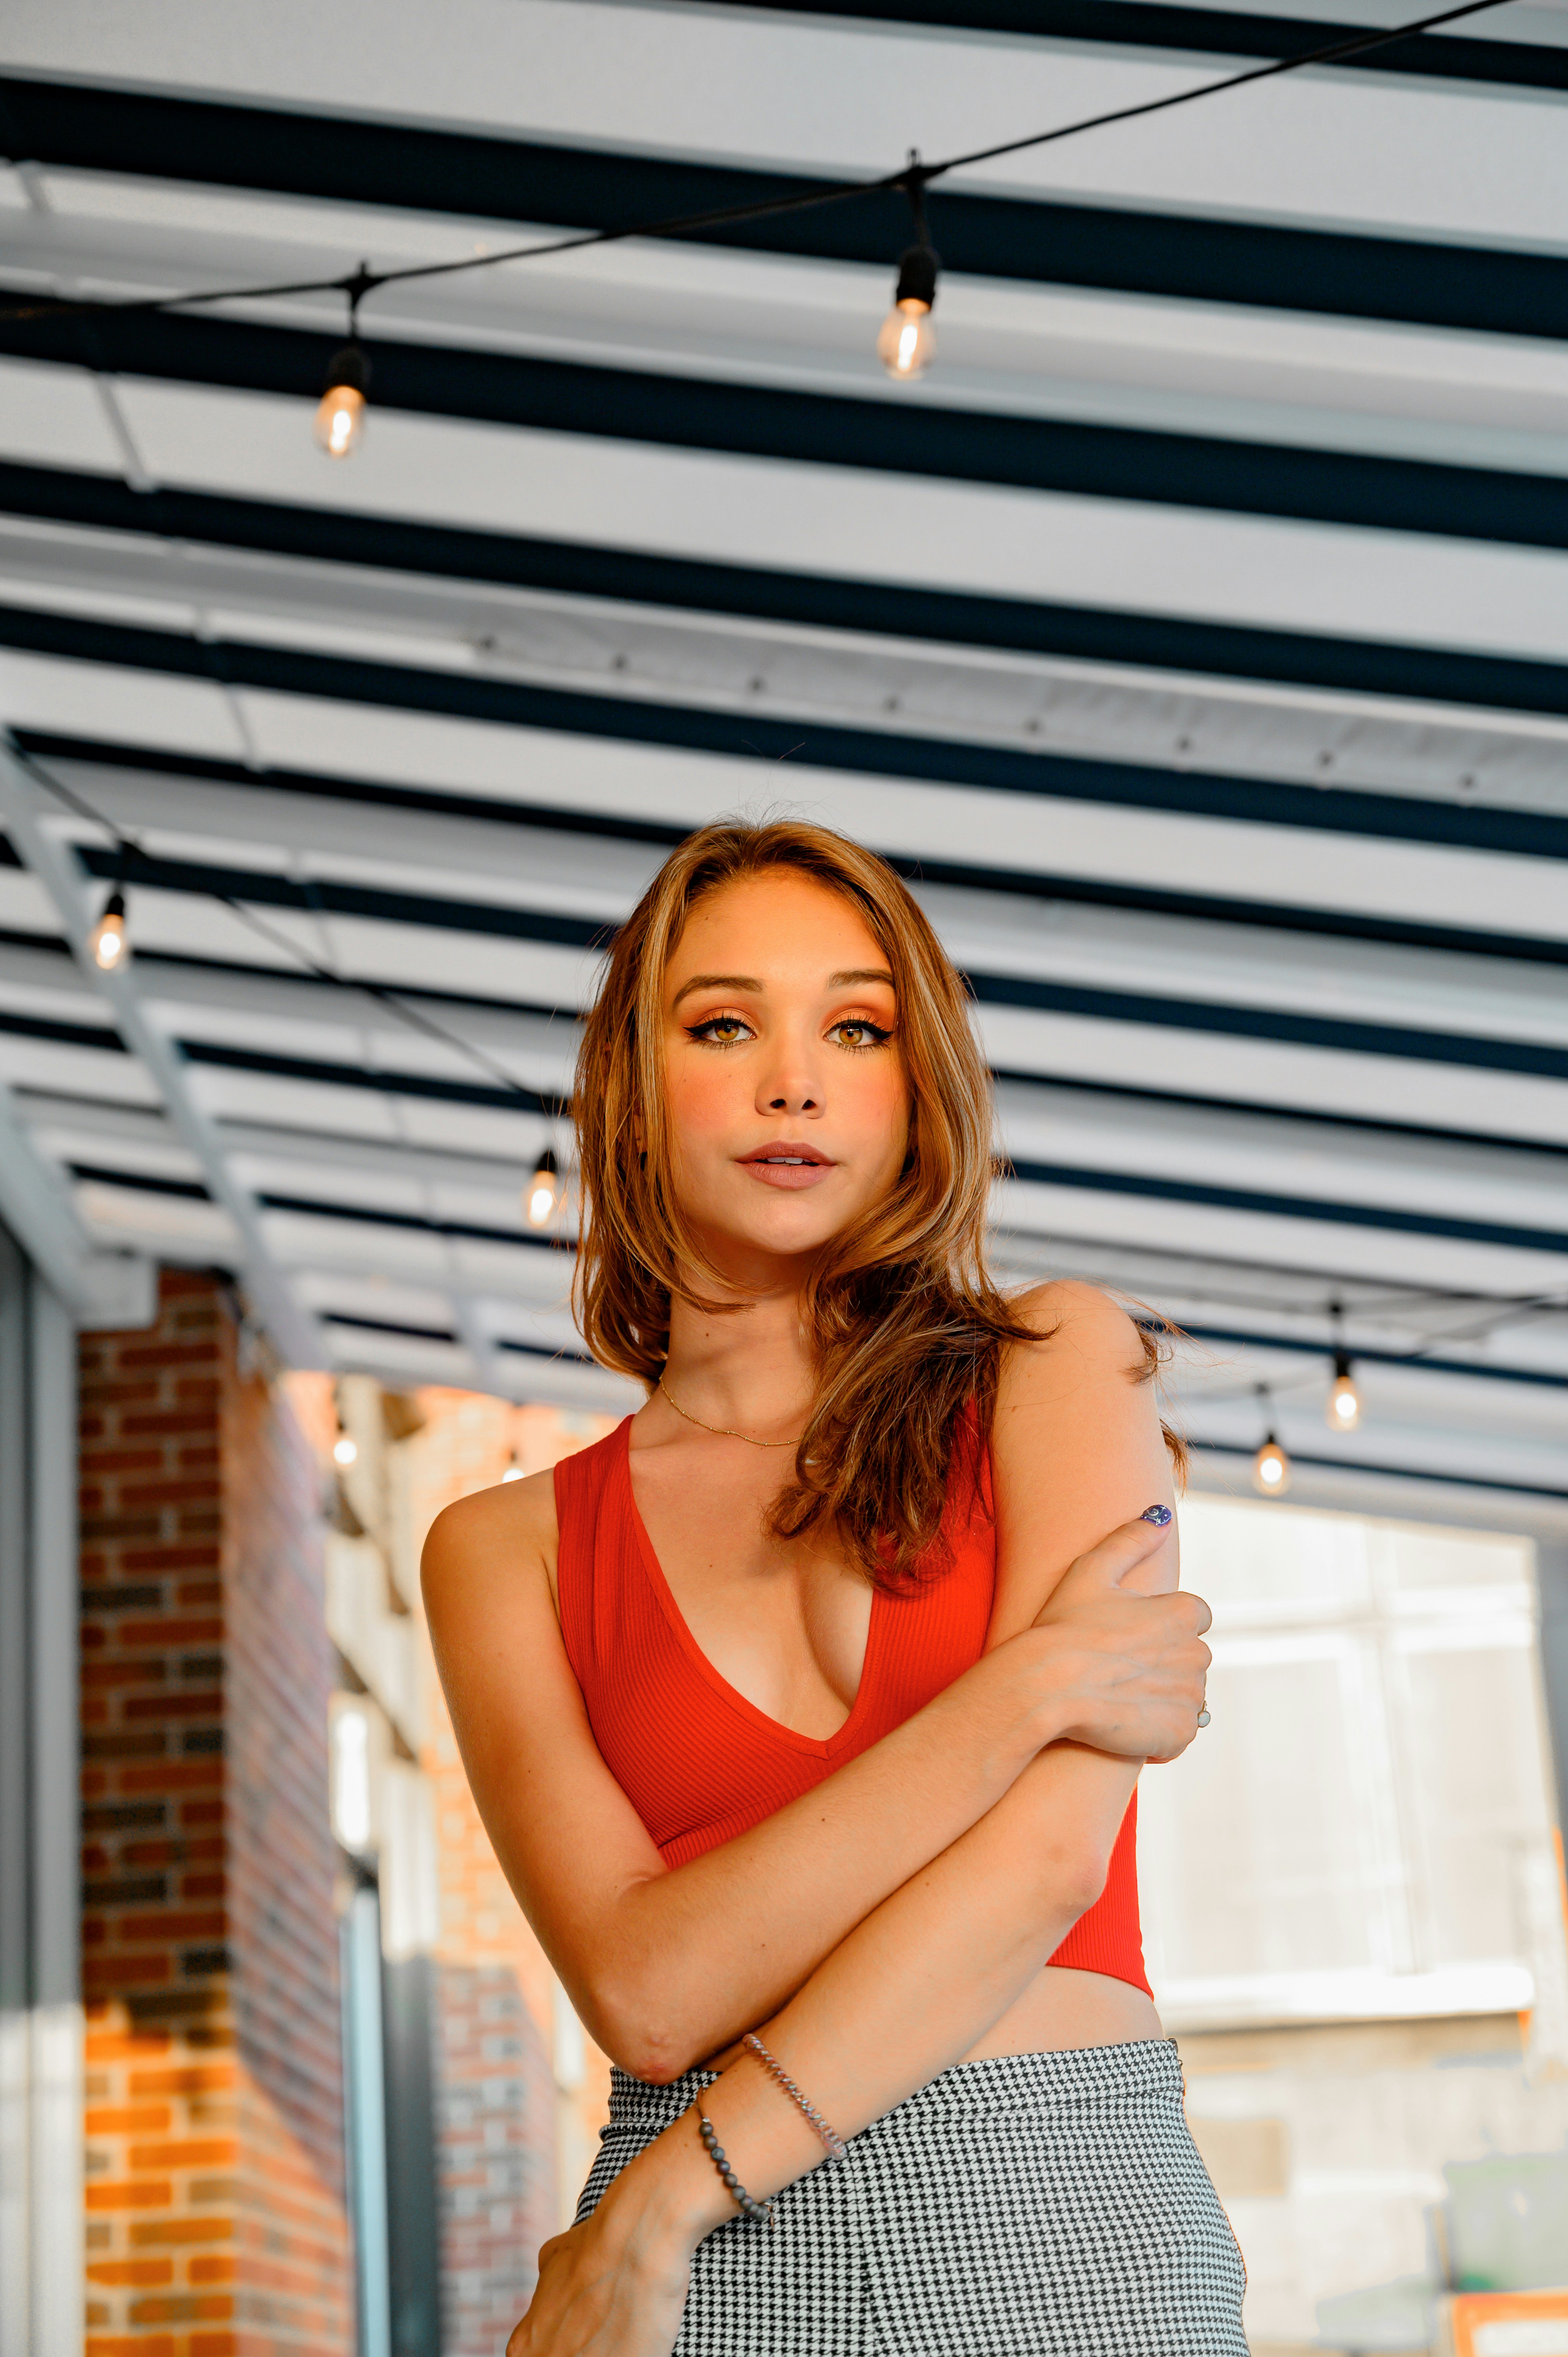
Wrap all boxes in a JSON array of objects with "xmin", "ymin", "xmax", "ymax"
[{"xmin": 685, "ymin": 1014, "xmax": 893, "ymax": 1052}]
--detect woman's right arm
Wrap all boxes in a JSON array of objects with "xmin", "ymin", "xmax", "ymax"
[{"xmin": 422, "ymin": 1473, "xmax": 1190, "ymax": 2082}]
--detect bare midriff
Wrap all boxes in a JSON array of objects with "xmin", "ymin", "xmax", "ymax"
[
  {"xmin": 707, "ymin": 1967, "xmax": 1160, "ymax": 2076},
  {"xmin": 962, "ymin": 1964, "xmax": 1162, "ymax": 2061}
]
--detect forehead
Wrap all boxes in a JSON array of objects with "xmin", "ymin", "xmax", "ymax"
[{"xmin": 669, "ymin": 870, "xmax": 888, "ymax": 974}]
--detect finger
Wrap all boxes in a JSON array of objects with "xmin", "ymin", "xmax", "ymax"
[{"xmin": 1057, "ymin": 1514, "xmax": 1176, "ymax": 1595}]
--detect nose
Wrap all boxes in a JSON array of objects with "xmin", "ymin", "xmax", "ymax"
[{"xmin": 756, "ymin": 1039, "xmax": 821, "ymax": 1118}]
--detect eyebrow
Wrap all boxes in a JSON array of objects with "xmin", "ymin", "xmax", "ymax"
[
  {"xmin": 671, "ymin": 972, "xmax": 762, "ymax": 1008},
  {"xmin": 671, "ymin": 966, "xmax": 895, "ymax": 1009}
]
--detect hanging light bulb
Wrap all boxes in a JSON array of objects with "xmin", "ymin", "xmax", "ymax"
[
  {"xmin": 89, "ymin": 887, "xmax": 129, "ymax": 971},
  {"xmin": 315, "ymin": 343, "xmax": 369, "ymax": 458},
  {"xmin": 1250, "ymin": 1385, "xmax": 1290, "ymax": 1495},
  {"xmin": 878, "ymin": 252, "xmax": 938, "ymax": 379},
  {"xmin": 315, "ymin": 267, "xmax": 374, "ymax": 459},
  {"xmin": 502, "ymin": 1458, "xmax": 524, "ymax": 1484},
  {"xmin": 333, "ymin": 1430, "xmax": 358, "ymax": 1468},
  {"xmin": 524, "ymin": 1148, "xmax": 560, "ymax": 1230},
  {"xmin": 1252, "ymin": 1431, "xmax": 1291, "ymax": 1495},
  {"xmin": 1327, "ymin": 1350, "xmax": 1361, "ymax": 1432},
  {"xmin": 877, "ymin": 162, "xmax": 940, "ymax": 380}
]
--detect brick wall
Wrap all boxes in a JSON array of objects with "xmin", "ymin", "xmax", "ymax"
[{"xmin": 79, "ymin": 1270, "xmax": 352, "ymax": 2357}]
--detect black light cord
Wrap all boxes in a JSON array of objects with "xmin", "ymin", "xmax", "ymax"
[
  {"xmin": 0, "ymin": 0, "xmax": 1519, "ymax": 328},
  {"xmin": 928, "ymin": 0, "xmax": 1518, "ymax": 178},
  {"xmin": 8, "ymin": 737, "xmax": 564, "ymax": 1114}
]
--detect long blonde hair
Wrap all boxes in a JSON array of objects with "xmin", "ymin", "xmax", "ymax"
[{"xmin": 572, "ymin": 818, "xmax": 1172, "ymax": 1583}]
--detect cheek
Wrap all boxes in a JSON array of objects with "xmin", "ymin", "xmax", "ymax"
[
  {"xmin": 853, "ymin": 1064, "xmax": 912, "ymax": 1167},
  {"xmin": 664, "ymin": 1057, "xmax": 740, "ymax": 1154}
]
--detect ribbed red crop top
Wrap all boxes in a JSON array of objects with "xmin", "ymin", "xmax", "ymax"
[{"xmin": 554, "ymin": 1412, "xmax": 1149, "ymax": 1995}]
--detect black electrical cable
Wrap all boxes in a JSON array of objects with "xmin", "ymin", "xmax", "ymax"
[
  {"xmin": 9, "ymin": 737, "xmax": 563, "ymax": 1114},
  {"xmin": 0, "ymin": 0, "xmax": 1519, "ymax": 328}
]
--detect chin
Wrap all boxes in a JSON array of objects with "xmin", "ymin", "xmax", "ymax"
[{"xmin": 706, "ymin": 1200, "xmax": 848, "ymax": 1264}]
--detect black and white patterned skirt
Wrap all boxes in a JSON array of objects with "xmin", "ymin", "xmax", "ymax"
[{"xmin": 577, "ymin": 2039, "xmax": 1248, "ymax": 2354}]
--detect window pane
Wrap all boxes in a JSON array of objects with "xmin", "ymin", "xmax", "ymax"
[
  {"xmin": 1393, "ymin": 1636, "xmax": 1555, "ymax": 1970},
  {"xmin": 1141, "ymin": 1647, "xmax": 1379, "ymax": 1981}
]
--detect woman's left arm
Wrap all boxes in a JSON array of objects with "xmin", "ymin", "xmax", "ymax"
[{"xmin": 512, "ymin": 1284, "xmax": 1209, "ymax": 2354}]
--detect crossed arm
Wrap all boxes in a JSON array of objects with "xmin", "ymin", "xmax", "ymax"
[{"xmin": 422, "ymin": 1285, "xmax": 1211, "ymax": 2348}]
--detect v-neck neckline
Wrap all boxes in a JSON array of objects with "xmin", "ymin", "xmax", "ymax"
[{"xmin": 618, "ymin": 1417, "xmax": 885, "ymax": 1759}]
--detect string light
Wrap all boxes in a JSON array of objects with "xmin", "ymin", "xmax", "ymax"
[
  {"xmin": 2, "ymin": 3, "xmax": 1516, "ymax": 432},
  {"xmin": 1253, "ymin": 1432, "xmax": 1291, "ymax": 1494},
  {"xmin": 89, "ymin": 886, "xmax": 129, "ymax": 970},
  {"xmin": 1251, "ymin": 1388, "xmax": 1291, "ymax": 1495},
  {"xmin": 315, "ymin": 352, "xmax": 368, "ymax": 458},
  {"xmin": 314, "ymin": 270, "xmax": 372, "ymax": 459},
  {"xmin": 524, "ymin": 1148, "xmax": 560, "ymax": 1228},
  {"xmin": 333, "ymin": 1430, "xmax": 358, "ymax": 1468},
  {"xmin": 1328, "ymin": 1349, "xmax": 1362, "ymax": 1431},
  {"xmin": 502, "ymin": 1458, "xmax": 525, "ymax": 1483},
  {"xmin": 878, "ymin": 163, "xmax": 939, "ymax": 380}
]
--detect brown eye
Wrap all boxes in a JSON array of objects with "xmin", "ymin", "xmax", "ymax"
[
  {"xmin": 830, "ymin": 1019, "xmax": 892, "ymax": 1050},
  {"xmin": 688, "ymin": 1014, "xmax": 754, "ymax": 1045}
]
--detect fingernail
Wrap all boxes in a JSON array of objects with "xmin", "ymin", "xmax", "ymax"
[{"xmin": 1141, "ymin": 1504, "xmax": 1172, "ymax": 1526}]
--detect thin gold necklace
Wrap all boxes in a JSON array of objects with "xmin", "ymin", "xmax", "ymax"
[{"xmin": 656, "ymin": 1376, "xmax": 803, "ymax": 1449}]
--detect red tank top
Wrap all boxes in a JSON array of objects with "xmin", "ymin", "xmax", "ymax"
[{"xmin": 554, "ymin": 1412, "xmax": 1149, "ymax": 1995}]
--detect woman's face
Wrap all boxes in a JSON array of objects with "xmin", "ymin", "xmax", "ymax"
[{"xmin": 658, "ymin": 870, "xmax": 911, "ymax": 1281}]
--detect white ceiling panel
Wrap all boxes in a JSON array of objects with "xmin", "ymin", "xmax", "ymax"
[
  {"xmin": 8, "ymin": 0, "xmax": 1568, "ymax": 242},
  {"xmin": 2, "ymin": 6, "xmax": 1564, "ymax": 1482},
  {"xmin": 102, "ymin": 381, "xmax": 1568, "ymax": 668}
]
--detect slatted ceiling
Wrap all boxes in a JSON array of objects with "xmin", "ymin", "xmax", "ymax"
[
  {"xmin": 5, "ymin": 0, "xmax": 1568, "ymax": 242},
  {"xmin": 7, "ymin": 483, "xmax": 1568, "ymax": 779},
  {"xmin": 10, "ymin": 366, "xmax": 1568, "ymax": 678},
  {"xmin": 0, "ymin": 9, "xmax": 1564, "ymax": 1494},
  {"xmin": 15, "ymin": 677, "xmax": 1566, "ymax": 961},
  {"xmin": 14, "ymin": 187, "xmax": 1568, "ymax": 481},
  {"xmin": 25, "ymin": 760, "xmax": 1564, "ymax": 1049}
]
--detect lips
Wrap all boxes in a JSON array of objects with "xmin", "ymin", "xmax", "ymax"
[
  {"xmin": 738, "ymin": 1142, "xmax": 834, "ymax": 1190},
  {"xmin": 740, "ymin": 1144, "xmax": 830, "ymax": 1167}
]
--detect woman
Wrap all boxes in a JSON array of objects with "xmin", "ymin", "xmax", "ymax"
[{"xmin": 423, "ymin": 820, "xmax": 1241, "ymax": 2355}]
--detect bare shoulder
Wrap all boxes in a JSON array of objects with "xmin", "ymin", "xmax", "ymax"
[
  {"xmin": 987, "ymin": 1282, "xmax": 1175, "ymax": 1629},
  {"xmin": 999, "ymin": 1279, "xmax": 1149, "ymax": 1401},
  {"xmin": 420, "ymin": 1465, "xmax": 557, "ymax": 1606}
]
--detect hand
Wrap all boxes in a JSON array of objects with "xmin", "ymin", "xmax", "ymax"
[
  {"xmin": 1026, "ymin": 1516, "xmax": 1211, "ymax": 1763},
  {"xmin": 506, "ymin": 2198, "xmax": 692, "ymax": 2357}
]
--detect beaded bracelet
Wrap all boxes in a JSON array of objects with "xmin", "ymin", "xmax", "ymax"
[
  {"xmin": 696, "ymin": 2109, "xmax": 773, "ymax": 2225},
  {"xmin": 743, "ymin": 2032, "xmax": 848, "ymax": 2162}
]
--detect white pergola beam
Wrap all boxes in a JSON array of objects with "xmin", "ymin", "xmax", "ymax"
[
  {"xmin": 0, "ymin": 1075, "xmax": 154, "ymax": 1327},
  {"xmin": 0, "ymin": 744, "xmax": 325, "ymax": 1367}
]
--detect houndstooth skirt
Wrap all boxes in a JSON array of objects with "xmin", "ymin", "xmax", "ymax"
[{"xmin": 576, "ymin": 2039, "xmax": 1248, "ymax": 2355}]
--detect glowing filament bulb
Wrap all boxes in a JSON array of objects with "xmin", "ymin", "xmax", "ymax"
[
  {"xmin": 333, "ymin": 1431, "xmax": 358, "ymax": 1468},
  {"xmin": 525, "ymin": 1148, "xmax": 560, "ymax": 1229},
  {"xmin": 877, "ymin": 240, "xmax": 939, "ymax": 381},
  {"xmin": 1252, "ymin": 1435, "xmax": 1291, "ymax": 1496},
  {"xmin": 314, "ymin": 343, "xmax": 370, "ymax": 459},
  {"xmin": 316, "ymin": 384, "xmax": 364, "ymax": 457},
  {"xmin": 90, "ymin": 888, "xmax": 129, "ymax": 970},
  {"xmin": 878, "ymin": 299, "xmax": 936, "ymax": 380},
  {"xmin": 1327, "ymin": 1352, "xmax": 1361, "ymax": 1431}
]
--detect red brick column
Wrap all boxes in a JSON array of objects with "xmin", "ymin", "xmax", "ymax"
[{"xmin": 79, "ymin": 1270, "xmax": 352, "ymax": 2357}]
